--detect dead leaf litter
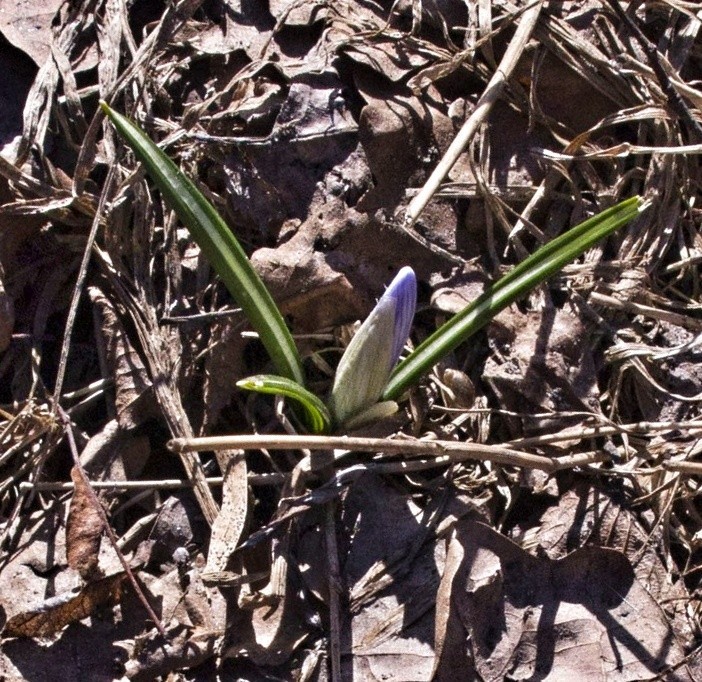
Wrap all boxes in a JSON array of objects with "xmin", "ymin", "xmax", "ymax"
[{"xmin": 1, "ymin": 0, "xmax": 702, "ymax": 679}]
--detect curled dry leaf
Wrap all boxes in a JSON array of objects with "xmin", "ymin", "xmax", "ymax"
[
  {"xmin": 223, "ymin": 582, "xmax": 314, "ymax": 667},
  {"xmin": 66, "ymin": 466, "xmax": 104, "ymax": 581},
  {"xmin": 205, "ymin": 451, "xmax": 248, "ymax": 575},
  {"xmin": 3, "ymin": 571, "xmax": 127, "ymax": 639}
]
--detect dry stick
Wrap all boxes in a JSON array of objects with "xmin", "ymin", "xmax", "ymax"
[
  {"xmin": 325, "ymin": 503, "xmax": 342, "ymax": 681},
  {"xmin": 18, "ymin": 472, "xmax": 285, "ymax": 492},
  {"xmin": 590, "ymin": 291, "xmax": 702, "ymax": 332},
  {"xmin": 404, "ymin": 0, "xmax": 543, "ymax": 228},
  {"xmin": 663, "ymin": 461, "xmax": 702, "ymax": 475},
  {"xmin": 57, "ymin": 406, "xmax": 166, "ymax": 637},
  {"xmin": 170, "ymin": 435, "xmax": 560, "ymax": 472},
  {"xmin": 550, "ymin": 451, "xmax": 610, "ymax": 471}
]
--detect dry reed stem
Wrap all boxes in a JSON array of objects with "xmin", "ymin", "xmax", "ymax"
[{"xmin": 404, "ymin": 0, "xmax": 544, "ymax": 227}]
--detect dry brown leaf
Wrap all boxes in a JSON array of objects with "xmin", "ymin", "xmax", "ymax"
[
  {"xmin": 223, "ymin": 76, "xmax": 361, "ymax": 232},
  {"xmin": 79, "ymin": 419, "xmax": 149, "ymax": 486},
  {"xmin": 66, "ymin": 466, "xmax": 104, "ymax": 581},
  {"xmin": 270, "ymin": 0, "xmax": 330, "ymax": 27},
  {"xmin": 341, "ymin": 35, "xmax": 441, "ymax": 83},
  {"xmin": 0, "ymin": 0, "xmax": 64, "ymax": 67},
  {"xmin": 186, "ymin": 5, "xmax": 272, "ymax": 58},
  {"xmin": 433, "ymin": 520, "xmax": 693, "ymax": 681},
  {"xmin": 0, "ymin": 505, "xmax": 80, "ymax": 611},
  {"xmin": 331, "ymin": 474, "xmax": 487, "ymax": 681},
  {"xmin": 223, "ymin": 586, "xmax": 313, "ymax": 667},
  {"xmin": 251, "ymin": 227, "xmax": 368, "ymax": 332},
  {"xmin": 3, "ymin": 571, "xmax": 127, "ymax": 639},
  {"xmin": 202, "ymin": 319, "xmax": 248, "ymax": 429},
  {"xmin": 144, "ymin": 496, "xmax": 205, "ymax": 568},
  {"xmin": 511, "ymin": 480, "xmax": 698, "ymax": 648},
  {"xmin": 484, "ymin": 304, "xmax": 601, "ymax": 436},
  {"xmin": 354, "ymin": 74, "xmax": 453, "ymax": 211},
  {"xmin": 205, "ymin": 451, "xmax": 249, "ymax": 574},
  {"xmin": 340, "ymin": 474, "xmax": 441, "ymax": 680}
]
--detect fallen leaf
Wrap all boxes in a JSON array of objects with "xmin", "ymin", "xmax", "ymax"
[
  {"xmin": 334, "ymin": 474, "xmax": 487, "ymax": 681},
  {"xmin": 205, "ymin": 451, "xmax": 249, "ymax": 574},
  {"xmin": 66, "ymin": 466, "xmax": 104, "ymax": 581},
  {"xmin": 223, "ymin": 74, "xmax": 360, "ymax": 234},
  {"xmin": 185, "ymin": 4, "xmax": 272, "ymax": 58},
  {"xmin": 3, "ymin": 571, "xmax": 127, "ymax": 639},
  {"xmin": 511, "ymin": 480, "xmax": 698, "ymax": 648},
  {"xmin": 433, "ymin": 520, "xmax": 693, "ymax": 681},
  {"xmin": 144, "ymin": 496, "xmax": 205, "ymax": 569},
  {"xmin": 223, "ymin": 581, "xmax": 314, "ymax": 667},
  {"xmin": 79, "ymin": 419, "xmax": 149, "ymax": 484},
  {"xmin": 269, "ymin": 0, "xmax": 329, "ymax": 26},
  {"xmin": 341, "ymin": 35, "xmax": 439, "ymax": 83},
  {"xmin": 0, "ymin": 0, "xmax": 64, "ymax": 67},
  {"xmin": 0, "ymin": 502, "xmax": 126, "ymax": 638},
  {"xmin": 484, "ymin": 304, "xmax": 602, "ymax": 436},
  {"xmin": 354, "ymin": 75, "xmax": 451, "ymax": 211}
]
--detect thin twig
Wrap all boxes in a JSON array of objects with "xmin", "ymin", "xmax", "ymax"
[
  {"xmin": 52, "ymin": 166, "xmax": 116, "ymax": 406},
  {"xmin": 591, "ymin": 291, "xmax": 702, "ymax": 331},
  {"xmin": 170, "ymin": 434, "xmax": 561, "ymax": 472},
  {"xmin": 507, "ymin": 419, "xmax": 702, "ymax": 447},
  {"xmin": 550, "ymin": 451, "xmax": 611, "ymax": 471},
  {"xmin": 404, "ymin": 0, "xmax": 543, "ymax": 227}
]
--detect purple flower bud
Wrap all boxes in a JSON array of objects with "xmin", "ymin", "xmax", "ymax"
[
  {"xmin": 329, "ymin": 267, "xmax": 417, "ymax": 427},
  {"xmin": 385, "ymin": 266, "xmax": 417, "ymax": 365}
]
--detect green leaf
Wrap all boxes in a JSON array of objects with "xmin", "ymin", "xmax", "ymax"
[
  {"xmin": 101, "ymin": 102, "xmax": 305, "ymax": 387},
  {"xmin": 237, "ymin": 375, "xmax": 332, "ymax": 434},
  {"xmin": 383, "ymin": 196, "xmax": 644, "ymax": 400}
]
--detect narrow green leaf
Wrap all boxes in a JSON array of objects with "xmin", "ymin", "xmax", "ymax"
[
  {"xmin": 101, "ymin": 102, "xmax": 305, "ymax": 387},
  {"xmin": 237, "ymin": 375, "xmax": 332, "ymax": 434},
  {"xmin": 383, "ymin": 196, "xmax": 644, "ymax": 400}
]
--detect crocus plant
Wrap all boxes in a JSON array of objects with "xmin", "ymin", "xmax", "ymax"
[
  {"xmin": 236, "ymin": 265, "xmax": 416, "ymax": 432},
  {"xmin": 101, "ymin": 102, "xmax": 645, "ymax": 434}
]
